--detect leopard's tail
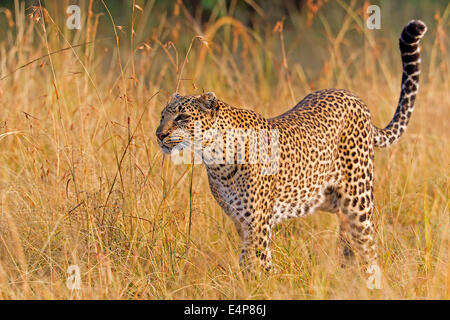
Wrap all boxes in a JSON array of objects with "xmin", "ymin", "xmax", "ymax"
[{"xmin": 373, "ymin": 20, "xmax": 427, "ymax": 148}]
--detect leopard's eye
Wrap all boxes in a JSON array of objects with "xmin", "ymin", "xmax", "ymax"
[{"xmin": 174, "ymin": 114, "xmax": 190, "ymax": 122}]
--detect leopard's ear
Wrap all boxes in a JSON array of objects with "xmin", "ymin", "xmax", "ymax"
[
  {"xmin": 172, "ymin": 92, "xmax": 181, "ymax": 100},
  {"xmin": 200, "ymin": 92, "xmax": 218, "ymax": 111}
]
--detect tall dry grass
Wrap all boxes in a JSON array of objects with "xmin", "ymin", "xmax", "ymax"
[{"xmin": 0, "ymin": 0, "xmax": 448, "ymax": 299}]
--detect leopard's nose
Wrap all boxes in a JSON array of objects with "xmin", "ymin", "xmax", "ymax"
[{"xmin": 156, "ymin": 130, "xmax": 169, "ymax": 141}]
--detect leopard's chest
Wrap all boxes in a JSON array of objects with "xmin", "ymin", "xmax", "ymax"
[{"xmin": 206, "ymin": 167, "xmax": 245, "ymax": 216}]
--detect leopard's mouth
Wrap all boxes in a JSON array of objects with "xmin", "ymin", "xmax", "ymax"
[
  {"xmin": 160, "ymin": 145, "xmax": 172, "ymax": 154},
  {"xmin": 158, "ymin": 135, "xmax": 189, "ymax": 154}
]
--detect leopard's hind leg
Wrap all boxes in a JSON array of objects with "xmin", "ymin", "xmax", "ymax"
[{"xmin": 336, "ymin": 114, "xmax": 379, "ymax": 268}]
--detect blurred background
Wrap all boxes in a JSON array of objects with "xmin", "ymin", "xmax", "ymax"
[{"xmin": 0, "ymin": 0, "xmax": 447, "ymax": 104}]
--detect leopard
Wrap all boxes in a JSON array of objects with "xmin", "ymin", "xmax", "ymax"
[{"xmin": 156, "ymin": 20, "xmax": 427, "ymax": 274}]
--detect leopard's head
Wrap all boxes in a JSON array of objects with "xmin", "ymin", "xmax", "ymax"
[{"xmin": 156, "ymin": 92, "xmax": 219, "ymax": 154}]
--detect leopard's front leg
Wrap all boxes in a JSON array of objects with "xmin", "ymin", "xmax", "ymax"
[{"xmin": 238, "ymin": 212, "xmax": 273, "ymax": 273}]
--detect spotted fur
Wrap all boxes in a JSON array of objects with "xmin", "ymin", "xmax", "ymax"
[{"xmin": 156, "ymin": 20, "xmax": 427, "ymax": 272}]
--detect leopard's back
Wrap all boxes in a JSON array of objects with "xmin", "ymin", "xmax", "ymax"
[{"xmin": 266, "ymin": 88, "xmax": 375, "ymax": 223}]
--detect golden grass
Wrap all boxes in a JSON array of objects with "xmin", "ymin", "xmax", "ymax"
[{"xmin": 0, "ymin": 0, "xmax": 448, "ymax": 299}]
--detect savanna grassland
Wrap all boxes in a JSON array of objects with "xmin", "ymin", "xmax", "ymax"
[{"xmin": 0, "ymin": 0, "xmax": 448, "ymax": 299}]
